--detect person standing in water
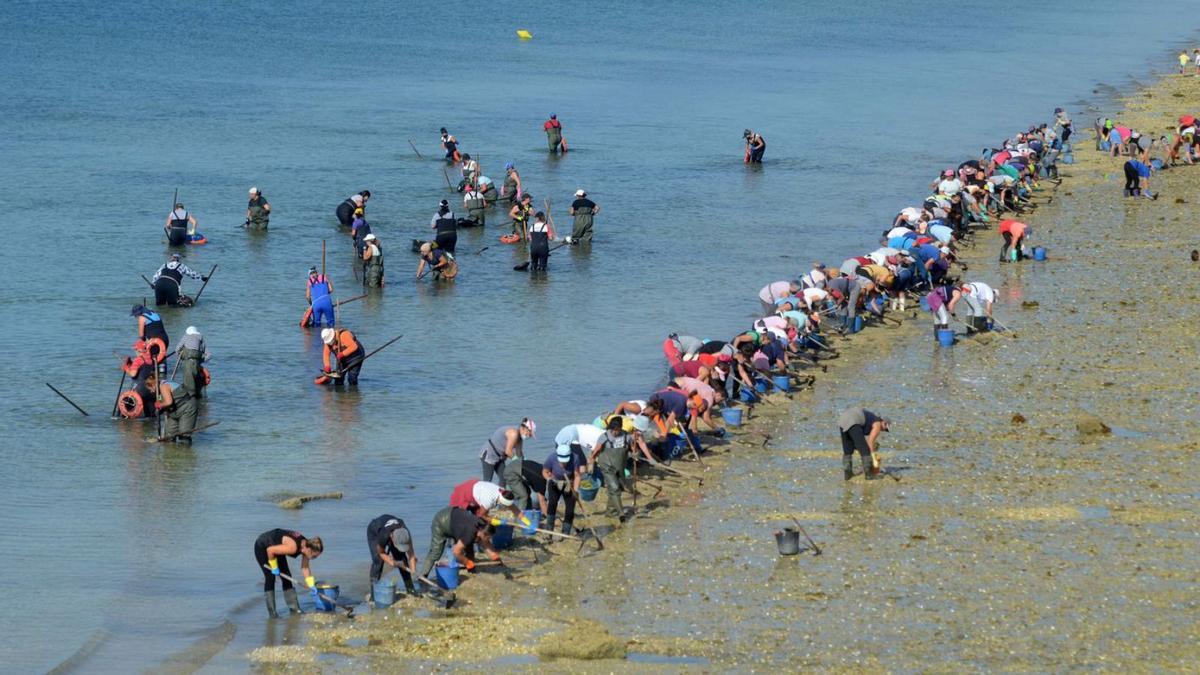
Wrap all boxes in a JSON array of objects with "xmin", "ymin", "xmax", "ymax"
[
  {"xmin": 501, "ymin": 162, "xmax": 522, "ymax": 204},
  {"xmin": 440, "ymin": 128, "xmax": 460, "ymax": 163},
  {"xmin": 458, "ymin": 153, "xmax": 479, "ymax": 191},
  {"xmin": 245, "ymin": 187, "xmax": 270, "ymax": 230},
  {"xmin": 544, "ymin": 113, "xmax": 566, "ymax": 153},
  {"xmin": 431, "ymin": 199, "xmax": 458, "ymax": 253},
  {"xmin": 743, "ymin": 129, "xmax": 766, "ymax": 163},
  {"xmin": 320, "ymin": 327, "xmax": 364, "ymax": 386},
  {"xmin": 418, "ymin": 506, "xmax": 498, "ymax": 582},
  {"xmin": 837, "ymin": 406, "xmax": 889, "ymax": 481},
  {"xmin": 527, "ymin": 211, "xmax": 554, "ymax": 271},
  {"xmin": 336, "ymin": 191, "xmax": 370, "ymax": 227},
  {"xmin": 463, "ymin": 184, "xmax": 487, "ymax": 227},
  {"xmin": 164, "ymin": 202, "xmax": 197, "ymax": 246},
  {"xmin": 132, "ymin": 303, "xmax": 170, "ymax": 357},
  {"xmin": 415, "ymin": 242, "xmax": 458, "ymax": 281},
  {"xmin": 508, "ymin": 194, "xmax": 533, "ymax": 242},
  {"xmin": 306, "ymin": 266, "xmax": 335, "ymax": 327},
  {"xmin": 254, "ymin": 529, "xmax": 323, "ymax": 618},
  {"xmin": 176, "ymin": 325, "xmax": 210, "ymax": 399},
  {"xmin": 151, "ymin": 253, "xmax": 206, "ymax": 307},
  {"xmin": 567, "ymin": 189, "xmax": 598, "ymax": 244},
  {"xmin": 361, "ymin": 233, "xmax": 384, "ymax": 287}
]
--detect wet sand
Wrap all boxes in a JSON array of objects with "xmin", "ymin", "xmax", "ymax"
[{"xmin": 243, "ymin": 75, "xmax": 1200, "ymax": 671}]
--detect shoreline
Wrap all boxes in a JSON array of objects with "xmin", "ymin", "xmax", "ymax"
[{"xmin": 194, "ymin": 71, "xmax": 1198, "ymax": 674}]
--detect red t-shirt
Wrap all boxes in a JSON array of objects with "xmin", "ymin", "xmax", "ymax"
[{"xmin": 449, "ymin": 479, "xmax": 480, "ymax": 510}]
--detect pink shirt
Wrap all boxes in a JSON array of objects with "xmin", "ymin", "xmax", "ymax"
[
  {"xmin": 758, "ymin": 281, "xmax": 791, "ymax": 304},
  {"xmin": 674, "ymin": 377, "xmax": 715, "ymax": 406}
]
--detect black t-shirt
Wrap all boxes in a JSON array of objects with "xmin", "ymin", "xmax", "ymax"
[
  {"xmin": 571, "ymin": 198, "xmax": 596, "ymax": 211},
  {"xmin": 449, "ymin": 507, "xmax": 481, "ymax": 546}
]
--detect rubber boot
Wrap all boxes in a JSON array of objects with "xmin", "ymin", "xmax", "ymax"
[
  {"xmin": 842, "ymin": 455, "xmax": 854, "ymax": 481},
  {"xmin": 864, "ymin": 458, "xmax": 880, "ymax": 481},
  {"xmin": 403, "ymin": 577, "xmax": 418, "ymax": 596},
  {"xmin": 264, "ymin": 591, "xmax": 279, "ymax": 619},
  {"xmin": 562, "ymin": 520, "xmax": 574, "ymax": 535},
  {"xmin": 545, "ymin": 515, "xmax": 556, "ymax": 533},
  {"xmin": 283, "ymin": 588, "xmax": 303, "ymax": 615}
]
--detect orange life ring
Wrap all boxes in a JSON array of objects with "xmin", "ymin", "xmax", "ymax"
[
  {"xmin": 118, "ymin": 390, "xmax": 144, "ymax": 418},
  {"xmin": 499, "ymin": 234, "xmax": 520, "ymax": 244},
  {"xmin": 144, "ymin": 337, "xmax": 167, "ymax": 363},
  {"xmin": 200, "ymin": 366, "xmax": 211, "ymax": 386}
]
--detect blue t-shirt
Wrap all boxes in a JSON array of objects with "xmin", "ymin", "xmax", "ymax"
[
  {"xmin": 543, "ymin": 450, "xmax": 584, "ymax": 480},
  {"xmin": 1128, "ymin": 160, "xmax": 1151, "ymax": 178},
  {"xmin": 649, "ymin": 389, "xmax": 689, "ymax": 419},
  {"xmin": 915, "ymin": 243, "xmax": 941, "ymax": 263},
  {"xmin": 761, "ymin": 339, "xmax": 787, "ymax": 364}
]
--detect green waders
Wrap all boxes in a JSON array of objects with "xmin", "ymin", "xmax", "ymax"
[{"xmin": 571, "ymin": 206, "xmax": 594, "ymax": 243}]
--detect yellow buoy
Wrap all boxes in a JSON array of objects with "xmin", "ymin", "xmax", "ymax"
[{"xmin": 516, "ymin": 29, "xmax": 533, "ymax": 40}]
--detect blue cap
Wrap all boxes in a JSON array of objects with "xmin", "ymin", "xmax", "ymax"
[{"xmin": 505, "ymin": 161, "xmax": 514, "ymax": 170}]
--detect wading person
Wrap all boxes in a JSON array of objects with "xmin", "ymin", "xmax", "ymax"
[
  {"xmin": 458, "ymin": 153, "xmax": 479, "ymax": 190},
  {"xmin": 418, "ymin": 506, "xmax": 498, "ymax": 581},
  {"xmin": 837, "ymin": 406, "xmax": 889, "ymax": 480},
  {"xmin": 361, "ymin": 233, "xmax": 384, "ymax": 287},
  {"xmin": 305, "ymin": 266, "xmax": 335, "ymax": 327},
  {"xmin": 367, "ymin": 514, "xmax": 417, "ymax": 597},
  {"xmin": 149, "ymin": 372, "xmax": 198, "ymax": 442},
  {"xmin": 544, "ymin": 113, "xmax": 565, "ymax": 153},
  {"xmin": 132, "ymin": 304, "xmax": 169, "ymax": 356},
  {"xmin": 245, "ymin": 187, "xmax": 270, "ymax": 230},
  {"xmin": 478, "ymin": 418, "xmax": 536, "ymax": 485},
  {"xmin": 350, "ymin": 208, "xmax": 371, "ymax": 255},
  {"xmin": 415, "ymin": 242, "xmax": 458, "ymax": 281},
  {"xmin": 508, "ymin": 194, "xmax": 532, "ymax": 241},
  {"xmin": 336, "ymin": 191, "xmax": 369, "ymax": 227},
  {"xmin": 542, "ymin": 443, "xmax": 584, "ymax": 534},
  {"xmin": 254, "ymin": 528, "xmax": 323, "ymax": 618},
  {"xmin": 176, "ymin": 326, "xmax": 210, "ymax": 399},
  {"xmin": 152, "ymin": 253, "xmax": 206, "ymax": 307},
  {"xmin": 501, "ymin": 162, "xmax": 522, "ymax": 204},
  {"xmin": 743, "ymin": 129, "xmax": 766, "ymax": 163},
  {"xmin": 527, "ymin": 211, "xmax": 554, "ymax": 271},
  {"xmin": 440, "ymin": 128, "xmax": 460, "ymax": 163},
  {"xmin": 164, "ymin": 202, "xmax": 197, "ymax": 246},
  {"xmin": 431, "ymin": 199, "xmax": 458, "ymax": 253},
  {"xmin": 567, "ymin": 189, "xmax": 598, "ymax": 244},
  {"xmin": 320, "ymin": 327, "xmax": 364, "ymax": 386},
  {"xmin": 588, "ymin": 416, "xmax": 636, "ymax": 521},
  {"xmin": 463, "ymin": 184, "xmax": 487, "ymax": 227}
]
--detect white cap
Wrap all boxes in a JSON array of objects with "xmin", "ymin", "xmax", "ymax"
[
  {"xmin": 351, "ymin": 194, "xmax": 363, "ymax": 205},
  {"xmin": 632, "ymin": 415, "xmax": 650, "ymax": 433},
  {"xmin": 364, "ymin": 233, "xmax": 377, "ymax": 241},
  {"xmin": 321, "ymin": 328, "xmax": 336, "ymax": 344},
  {"xmin": 575, "ymin": 189, "xmax": 585, "ymax": 197},
  {"xmin": 185, "ymin": 326, "xmax": 199, "ymax": 336},
  {"xmin": 249, "ymin": 186, "xmax": 259, "ymax": 194},
  {"xmin": 556, "ymin": 444, "xmax": 572, "ymax": 461}
]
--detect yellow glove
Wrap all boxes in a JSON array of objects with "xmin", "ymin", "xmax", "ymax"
[
  {"xmin": 267, "ymin": 558, "xmax": 279, "ymax": 575},
  {"xmin": 519, "ymin": 514, "xmax": 531, "ymax": 528},
  {"xmin": 305, "ymin": 576, "xmax": 316, "ymax": 588},
  {"xmin": 490, "ymin": 517, "xmax": 503, "ymax": 526}
]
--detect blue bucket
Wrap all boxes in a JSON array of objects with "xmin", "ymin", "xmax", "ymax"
[
  {"xmin": 936, "ymin": 328, "xmax": 955, "ymax": 347},
  {"xmin": 578, "ymin": 477, "xmax": 600, "ymax": 502},
  {"xmin": 852, "ymin": 316, "xmax": 863, "ymax": 333},
  {"xmin": 920, "ymin": 296, "xmax": 930, "ymax": 311},
  {"xmin": 312, "ymin": 582, "xmax": 339, "ymax": 611},
  {"xmin": 1062, "ymin": 152, "xmax": 1074, "ymax": 164},
  {"xmin": 754, "ymin": 379, "xmax": 769, "ymax": 393},
  {"xmin": 372, "ymin": 578, "xmax": 395, "ymax": 608},
  {"xmin": 739, "ymin": 387, "xmax": 758, "ymax": 403},
  {"xmin": 1150, "ymin": 158, "xmax": 1163, "ymax": 170},
  {"xmin": 435, "ymin": 561, "xmax": 460, "ymax": 590},
  {"xmin": 521, "ymin": 509, "xmax": 541, "ymax": 535},
  {"xmin": 721, "ymin": 407, "xmax": 743, "ymax": 426},
  {"xmin": 772, "ymin": 375, "xmax": 790, "ymax": 392},
  {"xmin": 1033, "ymin": 246, "xmax": 1046, "ymax": 261},
  {"xmin": 1099, "ymin": 141, "xmax": 1110, "ymax": 151},
  {"xmin": 491, "ymin": 524, "xmax": 514, "ymax": 549}
]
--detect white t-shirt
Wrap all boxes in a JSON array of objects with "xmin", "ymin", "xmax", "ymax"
[
  {"xmin": 963, "ymin": 282, "xmax": 995, "ymax": 304},
  {"xmin": 472, "ymin": 481, "xmax": 506, "ymax": 511},
  {"xmin": 555, "ymin": 423, "xmax": 605, "ymax": 451},
  {"xmin": 887, "ymin": 226, "xmax": 913, "ymax": 239},
  {"xmin": 938, "ymin": 178, "xmax": 962, "ymax": 196},
  {"xmin": 800, "ymin": 269, "xmax": 826, "ymax": 289},
  {"xmin": 802, "ymin": 288, "xmax": 829, "ymax": 308},
  {"xmin": 868, "ymin": 247, "xmax": 899, "ymax": 266}
]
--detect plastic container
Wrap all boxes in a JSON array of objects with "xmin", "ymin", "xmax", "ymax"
[
  {"xmin": 578, "ymin": 477, "xmax": 600, "ymax": 502},
  {"xmin": 1033, "ymin": 246, "xmax": 1046, "ymax": 261},
  {"xmin": 936, "ymin": 328, "xmax": 955, "ymax": 347},
  {"xmin": 521, "ymin": 509, "xmax": 541, "ymax": 535},
  {"xmin": 1150, "ymin": 158, "xmax": 1164, "ymax": 170},
  {"xmin": 491, "ymin": 524, "xmax": 514, "ymax": 549},
  {"xmin": 372, "ymin": 578, "xmax": 395, "ymax": 608},
  {"xmin": 435, "ymin": 560, "xmax": 460, "ymax": 590},
  {"xmin": 1062, "ymin": 151, "xmax": 1074, "ymax": 164},
  {"xmin": 754, "ymin": 379, "xmax": 769, "ymax": 393},
  {"xmin": 775, "ymin": 528, "xmax": 801, "ymax": 556},
  {"xmin": 1099, "ymin": 141, "xmax": 1110, "ymax": 151},
  {"xmin": 1010, "ymin": 249, "xmax": 1019, "ymax": 262},
  {"xmin": 312, "ymin": 582, "xmax": 340, "ymax": 611},
  {"xmin": 739, "ymin": 387, "xmax": 758, "ymax": 403},
  {"xmin": 920, "ymin": 296, "xmax": 930, "ymax": 311},
  {"xmin": 721, "ymin": 407, "xmax": 743, "ymax": 427},
  {"xmin": 852, "ymin": 316, "xmax": 863, "ymax": 333},
  {"xmin": 772, "ymin": 375, "xmax": 790, "ymax": 392}
]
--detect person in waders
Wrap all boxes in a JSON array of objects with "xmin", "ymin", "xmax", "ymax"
[
  {"xmin": 431, "ymin": 200, "xmax": 458, "ymax": 253},
  {"xmin": 458, "ymin": 153, "xmax": 479, "ymax": 191},
  {"xmin": 361, "ymin": 233, "xmax": 384, "ymax": 287},
  {"xmin": 132, "ymin": 304, "xmax": 170, "ymax": 357},
  {"xmin": 164, "ymin": 202, "xmax": 197, "ymax": 246},
  {"xmin": 305, "ymin": 267, "xmax": 335, "ymax": 327},
  {"xmin": 320, "ymin": 327, "xmax": 364, "ymax": 386},
  {"xmin": 544, "ymin": 113, "xmax": 565, "ymax": 153},
  {"xmin": 501, "ymin": 162, "xmax": 522, "ymax": 204},
  {"xmin": 527, "ymin": 211, "xmax": 554, "ymax": 271},
  {"xmin": 416, "ymin": 242, "xmax": 458, "ymax": 281},
  {"xmin": 743, "ymin": 129, "xmax": 766, "ymax": 163},
  {"xmin": 350, "ymin": 208, "xmax": 371, "ymax": 256},
  {"xmin": 151, "ymin": 253, "xmax": 206, "ymax": 307},
  {"xmin": 418, "ymin": 506, "xmax": 499, "ymax": 582},
  {"xmin": 440, "ymin": 128, "xmax": 460, "ymax": 163},
  {"xmin": 508, "ymin": 194, "xmax": 532, "ymax": 241},
  {"xmin": 837, "ymin": 406, "xmax": 889, "ymax": 480},
  {"xmin": 478, "ymin": 418, "xmax": 536, "ymax": 487},
  {"xmin": 567, "ymin": 189, "xmax": 598, "ymax": 244},
  {"xmin": 244, "ymin": 187, "xmax": 270, "ymax": 230},
  {"xmin": 149, "ymin": 372, "xmax": 198, "ymax": 442},
  {"xmin": 588, "ymin": 416, "xmax": 636, "ymax": 521},
  {"xmin": 254, "ymin": 529, "xmax": 323, "ymax": 618},
  {"xmin": 478, "ymin": 174, "xmax": 499, "ymax": 203},
  {"xmin": 367, "ymin": 515, "xmax": 417, "ymax": 597},
  {"xmin": 336, "ymin": 191, "xmax": 369, "ymax": 227},
  {"xmin": 463, "ymin": 184, "xmax": 486, "ymax": 227},
  {"xmin": 176, "ymin": 326, "xmax": 210, "ymax": 399}
]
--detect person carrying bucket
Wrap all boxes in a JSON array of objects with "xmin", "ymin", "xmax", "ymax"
[
  {"xmin": 541, "ymin": 443, "xmax": 584, "ymax": 534},
  {"xmin": 588, "ymin": 416, "xmax": 637, "ymax": 521},
  {"xmin": 418, "ymin": 506, "xmax": 498, "ymax": 582},
  {"xmin": 366, "ymin": 515, "xmax": 418, "ymax": 597},
  {"xmin": 305, "ymin": 267, "xmax": 335, "ymax": 327},
  {"xmin": 253, "ymin": 528, "xmax": 323, "ymax": 618},
  {"xmin": 837, "ymin": 406, "xmax": 889, "ymax": 481}
]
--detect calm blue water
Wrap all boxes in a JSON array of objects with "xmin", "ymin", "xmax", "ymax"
[{"xmin": 0, "ymin": 1, "xmax": 1195, "ymax": 670}]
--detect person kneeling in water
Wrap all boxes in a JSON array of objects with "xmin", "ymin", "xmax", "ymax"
[{"xmin": 151, "ymin": 253, "xmax": 206, "ymax": 306}]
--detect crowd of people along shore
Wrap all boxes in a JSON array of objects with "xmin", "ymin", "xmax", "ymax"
[{"xmin": 102, "ymin": 102, "xmax": 1199, "ymax": 619}]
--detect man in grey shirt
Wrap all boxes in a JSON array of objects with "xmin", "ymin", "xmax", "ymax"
[{"xmin": 837, "ymin": 406, "xmax": 889, "ymax": 480}]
